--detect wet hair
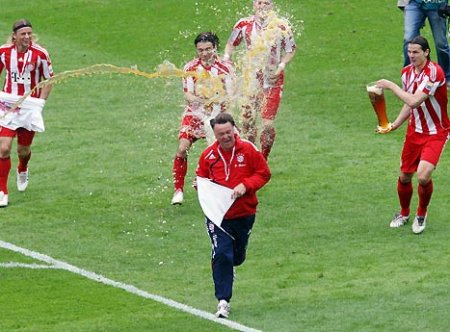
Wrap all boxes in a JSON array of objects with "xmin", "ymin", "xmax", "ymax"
[
  {"xmin": 409, "ymin": 36, "xmax": 431, "ymax": 60},
  {"xmin": 194, "ymin": 32, "xmax": 219, "ymax": 48},
  {"xmin": 210, "ymin": 112, "xmax": 236, "ymax": 129},
  {"xmin": 12, "ymin": 19, "xmax": 32, "ymax": 32}
]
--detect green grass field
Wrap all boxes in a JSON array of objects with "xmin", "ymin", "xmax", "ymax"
[{"xmin": 1, "ymin": 1, "xmax": 450, "ymax": 331}]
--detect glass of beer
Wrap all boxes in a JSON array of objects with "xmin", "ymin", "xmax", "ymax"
[{"xmin": 366, "ymin": 81, "xmax": 390, "ymax": 130}]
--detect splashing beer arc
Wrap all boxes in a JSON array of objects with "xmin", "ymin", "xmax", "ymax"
[{"xmin": 2, "ymin": 61, "xmax": 226, "ymax": 116}]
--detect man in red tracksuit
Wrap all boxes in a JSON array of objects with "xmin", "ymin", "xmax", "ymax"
[{"xmin": 196, "ymin": 112, "xmax": 271, "ymax": 318}]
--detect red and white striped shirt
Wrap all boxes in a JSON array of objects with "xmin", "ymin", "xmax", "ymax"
[
  {"xmin": 0, "ymin": 41, "xmax": 54, "ymax": 98},
  {"xmin": 183, "ymin": 57, "xmax": 234, "ymax": 118},
  {"xmin": 401, "ymin": 60, "xmax": 450, "ymax": 135},
  {"xmin": 228, "ymin": 15, "xmax": 296, "ymax": 66}
]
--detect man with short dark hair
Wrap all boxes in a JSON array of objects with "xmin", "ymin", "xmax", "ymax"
[
  {"xmin": 402, "ymin": 0, "xmax": 450, "ymax": 86},
  {"xmin": 171, "ymin": 32, "xmax": 234, "ymax": 205},
  {"xmin": 376, "ymin": 36, "xmax": 450, "ymax": 234},
  {"xmin": 196, "ymin": 112, "xmax": 271, "ymax": 318}
]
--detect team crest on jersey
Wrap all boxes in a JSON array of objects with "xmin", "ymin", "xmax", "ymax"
[
  {"xmin": 27, "ymin": 63, "xmax": 35, "ymax": 71},
  {"xmin": 237, "ymin": 153, "xmax": 245, "ymax": 163}
]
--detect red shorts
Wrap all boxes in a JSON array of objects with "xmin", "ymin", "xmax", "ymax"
[
  {"xmin": 400, "ymin": 131, "xmax": 449, "ymax": 173},
  {"xmin": 261, "ymin": 72, "xmax": 284, "ymax": 120},
  {"xmin": 178, "ymin": 115, "xmax": 205, "ymax": 142},
  {"xmin": 0, "ymin": 126, "xmax": 35, "ymax": 146}
]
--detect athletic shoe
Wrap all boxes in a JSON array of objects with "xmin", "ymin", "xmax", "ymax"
[
  {"xmin": 171, "ymin": 190, "xmax": 184, "ymax": 205},
  {"xmin": 17, "ymin": 169, "xmax": 29, "ymax": 192},
  {"xmin": 0, "ymin": 191, "xmax": 8, "ymax": 207},
  {"xmin": 215, "ymin": 300, "xmax": 230, "ymax": 318},
  {"xmin": 389, "ymin": 213, "xmax": 409, "ymax": 228},
  {"xmin": 412, "ymin": 215, "xmax": 427, "ymax": 234}
]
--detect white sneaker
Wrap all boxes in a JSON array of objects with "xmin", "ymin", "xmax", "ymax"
[
  {"xmin": 389, "ymin": 213, "xmax": 409, "ymax": 228},
  {"xmin": 412, "ymin": 215, "xmax": 427, "ymax": 234},
  {"xmin": 171, "ymin": 189, "xmax": 184, "ymax": 205},
  {"xmin": 0, "ymin": 191, "xmax": 8, "ymax": 207},
  {"xmin": 215, "ymin": 300, "xmax": 230, "ymax": 318},
  {"xmin": 17, "ymin": 169, "xmax": 29, "ymax": 192}
]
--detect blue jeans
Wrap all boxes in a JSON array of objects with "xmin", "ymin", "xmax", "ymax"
[
  {"xmin": 205, "ymin": 215, "xmax": 255, "ymax": 302},
  {"xmin": 404, "ymin": 1, "xmax": 450, "ymax": 80}
]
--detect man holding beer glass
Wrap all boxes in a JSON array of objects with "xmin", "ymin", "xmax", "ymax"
[{"xmin": 376, "ymin": 36, "xmax": 450, "ymax": 234}]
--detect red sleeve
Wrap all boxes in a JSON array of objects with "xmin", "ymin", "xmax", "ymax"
[
  {"xmin": 0, "ymin": 55, "xmax": 4, "ymax": 75},
  {"xmin": 241, "ymin": 146, "xmax": 271, "ymax": 194},
  {"xmin": 196, "ymin": 149, "xmax": 210, "ymax": 179},
  {"xmin": 228, "ymin": 20, "xmax": 245, "ymax": 47}
]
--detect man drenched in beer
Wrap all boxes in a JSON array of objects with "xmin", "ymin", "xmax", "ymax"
[{"xmin": 376, "ymin": 36, "xmax": 450, "ymax": 234}]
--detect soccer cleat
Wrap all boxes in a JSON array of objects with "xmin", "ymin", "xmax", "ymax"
[
  {"xmin": 0, "ymin": 191, "xmax": 8, "ymax": 207},
  {"xmin": 17, "ymin": 169, "xmax": 29, "ymax": 192},
  {"xmin": 171, "ymin": 189, "xmax": 184, "ymax": 205},
  {"xmin": 215, "ymin": 300, "xmax": 230, "ymax": 318},
  {"xmin": 389, "ymin": 213, "xmax": 410, "ymax": 228},
  {"xmin": 412, "ymin": 215, "xmax": 427, "ymax": 234}
]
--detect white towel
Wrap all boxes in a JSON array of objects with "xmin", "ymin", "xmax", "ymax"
[
  {"xmin": 197, "ymin": 176, "xmax": 236, "ymax": 227},
  {"xmin": 0, "ymin": 92, "xmax": 46, "ymax": 132}
]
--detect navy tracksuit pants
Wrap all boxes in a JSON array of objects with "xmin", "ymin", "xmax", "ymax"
[{"xmin": 205, "ymin": 215, "xmax": 255, "ymax": 302}]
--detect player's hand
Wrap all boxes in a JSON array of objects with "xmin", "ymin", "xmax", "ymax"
[
  {"xmin": 269, "ymin": 62, "xmax": 285, "ymax": 84},
  {"xmin": 223, "ymin": 54, "xmax": 233, "ymax": 65},
  {"xmin": 223, "ymin": 58, "xmax": 233, "ymax": 66},
  {"xmin": 375, "ymin": 123, "xmax": 393, "ymax": 134},
  {"xmin": 267, "ymin": 68, "xmax": 283, "ymax": 85},
  {"xmin": 231, "ymin": 183, "xmax": 246, "ymax": 200},
  {"xmin": 0, "ymin": 102, "xmax": 11, "ymax": 112}
]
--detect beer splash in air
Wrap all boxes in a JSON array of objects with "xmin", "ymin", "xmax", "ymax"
[
  {"xmin": 231, "ymin": 9, "xmax": 298, "ymax": 142},
  {"xmin": 4, "ymin": 61, "xmax": 226, "ymax": 115}
]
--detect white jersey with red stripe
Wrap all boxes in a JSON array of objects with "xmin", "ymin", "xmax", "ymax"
[
  {"xmin": 0, "ymin": 41, "xmax": 54, "ymax": 98},
  {"xmin": 228, "ymin": 15, "xmax": 296, "ymax": 66},
  {"xmin": 183, "ymin": 57, "xmax": 234, "ymax": 119},
  {"xmin": 401, "ymin": 60, "xmax": 450, "ymax": 135}
]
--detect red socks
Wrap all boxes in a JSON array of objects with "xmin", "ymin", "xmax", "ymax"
[
  {"xmin": 397, "ymin": 178, "xmax": 434, "ymax": 217},
  {"xmin": 172, "ymin": 156, "xmax": 187, "ymax": 191},
  {"xmin": 260, "ymin": 126, "xmax": 276, "ymax": 160},
  {"xmin": 18, "ymin": 152, "xmax": 31, "ymax": 173},
  {"xmin": 397, "ymin": 178, "xmax": 413, "ymax": 217},
  {"xmin": 0, "ymin": 157, "xmax": 11, "ymax": 194},
  {"xmin": 417, "ymin": 180, "xmax": 433, "ymax": 217}
]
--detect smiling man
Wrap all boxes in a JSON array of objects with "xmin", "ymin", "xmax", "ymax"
[
  {"xmin": 196, "ymin": 112, "xmax": 271, "ymax": 318},
  {"xmin": 0, "ymin": 19, "xmax": 54, "ymax": 207},
  {"xmin": 376, "ymin": 36, "xmax": 450, "ymax": 234}
]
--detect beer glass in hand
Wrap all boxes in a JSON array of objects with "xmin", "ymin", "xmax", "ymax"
[{"xmin": 367, "ymin": 82, "xmax": 391, "ymax": 133}]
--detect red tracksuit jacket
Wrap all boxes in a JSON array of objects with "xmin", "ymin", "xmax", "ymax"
[{"xmin": 196, "ymin": 135, "xmax": 271, "ymax": 219}]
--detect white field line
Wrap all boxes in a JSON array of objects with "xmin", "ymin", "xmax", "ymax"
[
  {"xmin": 0, "ymin": 240, "xmax": 262, "ymax": 332},
  {"xmin": 0, "ymin": 262, "xmax": 60, "ymax": 269}
]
